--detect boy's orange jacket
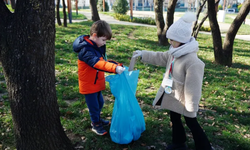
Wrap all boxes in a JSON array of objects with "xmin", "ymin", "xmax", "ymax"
[{"xmin": 73, "ymin": 35, "xmax": 122, "ymax": 94}]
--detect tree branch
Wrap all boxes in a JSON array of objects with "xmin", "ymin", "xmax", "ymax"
[{"xmin": 192, "ymin": 0, "xmax": 207, "ymax": 36}]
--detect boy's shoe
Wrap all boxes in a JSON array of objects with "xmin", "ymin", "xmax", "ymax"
[
  {"xmin": 91, "ymin": 118, "xmax": 110, "ymax": 127},
  {"xmin": 166, "ymin": 143, "xmax": 188, "ymax": 150},
  {"xmin": 100, "ymin": 118, "xmax": 110, "ymax": 127},
  {"xmin": 91, "ymin": 123, "xmax": 107, "ymax": 136}
]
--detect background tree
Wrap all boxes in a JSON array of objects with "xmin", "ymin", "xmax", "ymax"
[
  {"xmin": 192, "ymin": 0, "xmax": 220, "ymax": 39},
  {"xmin": 56, "ymin": 0, "xmax": 62, "ymax": 26},
  {"xmin": 97, "ymin": 0, "xmax": 109, "ymax": 12},
  {"xmin": 10, "ymin": 0, "xmax": 15, "ymax": 9},
  {"xmin": 0, "ymin": 1, "xmax": 74, "ymax": 150},
  {"xmin": 154, "ymin": 0, "xmax": 166, "ymax": 45},
  {"xmin": 208, "ymin": 0, "xmax": 250, "ymax": 66},
  {"xmin": 222, "ymin": 0, "xmax": 250, "ymax": 65},
  {"xmin": 63, "ymin": 0, "xmax": 68, "ymax": 27},
  {"xmin": 90, "ymin": 0, "xmax": 100, "ymax": 21},
  {"xmin": 75, "ymin": 0, "xmax": 78, "ymax": 15},
  {"xmin": 113, "ymin": 0, "xmax": 129, "ymax": 14},
  {"xmin": 154, "ymin": 0, "xmax": 177, "ymax": 46}
]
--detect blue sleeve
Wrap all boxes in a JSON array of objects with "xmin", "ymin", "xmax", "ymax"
[{"xmin": 78, "ymin": 47, "xmax": 100, "ymax": 67}]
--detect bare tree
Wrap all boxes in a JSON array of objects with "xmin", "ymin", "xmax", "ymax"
[
  {"xmin": 165, "ymin": 0, "xmax": 178, "ymax": 43},
  {"xmin": 90, "ymin": 0, "xmax": 100, "ymax": 21},
  {"xmin": 63, "ymin": 0, "xmax": 68, "ymax": 27},
  {"xmin": 208, "ymin": 0, "xmax": 250, "ymax": 66},
  {"xmin": 10, "ymin": 0, "xmax": 15, "ymax": 9},
  {"xmin": 0, "ymin": 1, "xmax": 74, "ymax": 149},
  {"xmin": 57, "ymin": 0, "xmax": 62, "ymax": 26},
  {"xmin": 76, "ymin": 0, "xmax": 78, "ymax": 15},
  {"xmin": 192, "ymin": 0, "xmax": 219, "ymax": 39},
  {"xmin": 154, "ymin": 0, "xmax": 177, "ymax": 46},
  {"xmin": 222, "ymin": 0, "xmax": 250, "ymax": 65}
]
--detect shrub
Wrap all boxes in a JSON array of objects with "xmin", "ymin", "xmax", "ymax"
[
  {"xmin": 114, "ymin": 14, "xmax": 156, "ymax": 25},
  {"xmin": 199, "ymin": 26, "xmax": 211, "ymax": 32},
  {"xmin": 218, "ymin": 5, "xmax": 222, "ymax": 10},
  {"xmin": 97, "ymin": 0, "xmax": 109, "ymax": 12},
  {"xmin": 113, "ymin": 0, "xmax": 129, "ymax": 15}
]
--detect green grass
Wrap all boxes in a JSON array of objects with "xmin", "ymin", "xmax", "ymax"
[
  {"xmin": 56, "ymin": 11, "xmax": 87, "ymax": 20},
  {"xmin": 1, "ymin": 18, "xmax": 250, "ymax": 150}
]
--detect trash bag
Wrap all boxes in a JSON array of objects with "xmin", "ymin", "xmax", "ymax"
[{"xmin": 106, "ymin": 67, "xmax": 146, "ymax": 144}]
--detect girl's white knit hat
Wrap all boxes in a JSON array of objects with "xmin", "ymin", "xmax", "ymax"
[{"xmin": 166, "ymin": 12, "xmax": 196, "ymax": 43}]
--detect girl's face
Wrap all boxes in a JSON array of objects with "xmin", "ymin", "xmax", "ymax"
[{"xmin": 170, "ymin": 39, "xmax": 181, "ymax": 48}]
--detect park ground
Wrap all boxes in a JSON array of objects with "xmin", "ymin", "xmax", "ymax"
[{"xmin": 0, "ymin": 10, "xmax": 250, "ymax": 150}]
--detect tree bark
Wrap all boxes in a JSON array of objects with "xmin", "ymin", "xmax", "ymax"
[
  {"xmin": 10, "ymin": 0, "xmax": 15, "ymax": 9},
  {"xmin": 207, "ymin": 0, "xmax": 223, "ymax": 65},
  {"xmin": 56, "ymin": 0, "xmax": 62, "ymax": 26},
  {"xmin": 154, "ymin": 0, "xmax": 167, "ymax": 46},
  {"xmin": 76, "ymin": 0, "xmax": 78, "ymax": 15},
  {"xmin": 223, "ymin": 0, "xmax": 250, "ymax": 66},
  {"xmin": 63, "ymin": 0, "xmax": 67, "ymax": 27},
  {"xmin": 164, "ymin": 0, "xmax": 178, "ymax": 44},
  {"xmin": 90, "ymin": 0, "xmax": 100, "ymax": 21},
  {"xmin": 0, "ymin": 1, "xmax": 74, "ymax": 150},
  {"xmin": 192, "ymin": 0, "xmax": 207, "ymax": 38}
]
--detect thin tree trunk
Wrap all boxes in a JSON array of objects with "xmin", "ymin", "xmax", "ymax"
[
  {"xmin": 76, "ymin": 0, "xmax": 78, "ymax": 15},
  {"xmin": 223, "ymin": 0, "xmax": 250, "ymax": 66},
  {"xmin": 192, "ymin": 0, "xmax": 207, "ymax": 38},
  {"xmin": 10, "ymin": 0, "xmax": 15, "ymax": 9},
  {"xmin": 0, "ymin": 1, "xmax": 74, "ymax": 149},
  {"xmin": 63, "ymin": 0, "xmax": 67, "ymax": 27},
  {"xmin": 193, "ymin": 14, "xmax": 208, "ymax": 38},
  {"xmin": 154, "ymin": 0, "xmax": 167, "ymax": 46},
  {"xmin": 90, "ymin": 0, "xmax": 100, "ymax": 21},
  {"xmin": 208, "ymin": 0, "xmax": 223, "ymax": 65},
  {"xmin": 164, "ymin": 0, "xmax": 178, "ymax": 44},
  {"xmin": 57, "ymin": 0, "xmax": 62, "ymax": 26}
]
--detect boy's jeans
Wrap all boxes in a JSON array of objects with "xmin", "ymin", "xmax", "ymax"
[{"xmin": 85, "ymin": 91, "xmax": 104, "ymax": 123}]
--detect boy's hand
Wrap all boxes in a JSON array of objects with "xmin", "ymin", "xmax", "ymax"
[
  {"xmin": 116, "ymin": 66, "xmax": 125, "ymax": 74},
  {"xmin": 133, "ymin": 50, "xmax": 142, "ymax": 58}
]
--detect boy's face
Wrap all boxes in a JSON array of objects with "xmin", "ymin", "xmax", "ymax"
[{"xmin": 91, "ymin": 34, "xmax": 107, "ymax": 47}]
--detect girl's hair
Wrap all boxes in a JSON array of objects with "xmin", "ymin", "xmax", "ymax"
[{"xmin": 90, "ymin": 20, "xmax": 112, "ymax": 40}]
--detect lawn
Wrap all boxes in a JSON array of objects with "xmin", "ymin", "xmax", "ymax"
[{"xmin": 0, "ymin": 19, "xmax": 250, "ymax": 150}]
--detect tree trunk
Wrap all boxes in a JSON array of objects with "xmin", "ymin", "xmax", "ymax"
[
  {"xmin": 207, "ymin": 0, "xmax": 223, "ymax": 65},
  {"xmin": 164, "ymin": 0, "xmax": 178, "ymax": 44},
  {"xmin": 63, "ymin": 0, "xmax": 67, "ymax": 27},
  {"xmin": 192, "ymin": 0, "xmax": 207, "ymax": 38},
  {"xmin": 223, "ymin": 0, "xmax": 250, "ymax": 66},
  {"xmin": 67, "ymin": 0, "xmax": 72, "ymax": 23},
  {"xmin": 76, "ymin": 0, "xmax": 78, "ymax": 15},
  {"xmin": 10, "ymin": 0, "xmax": 15, "ymax": 9},
  {"xmin": 90, "ymin": 0, "xmax": 100, "ymax": 21},
  {"xmin": 0, "ymin": 1, "xmax": 74, "ymax": 150},
  {"xmin": 154, "ymin": 0, "xmax": 168, "ymax": 46},
  {"xmin": 57, "ymin": 0, "xmax": 62, "ymax": 26}
]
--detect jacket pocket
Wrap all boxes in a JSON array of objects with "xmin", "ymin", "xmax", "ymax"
[{"xmin": 170, "ymin": 77, "xmax": 184, "ymax": 101}]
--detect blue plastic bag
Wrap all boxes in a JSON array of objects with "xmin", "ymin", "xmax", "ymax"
[{"xmin": 106, "ymin": 67, "xmax": 146, "ymax": 144}]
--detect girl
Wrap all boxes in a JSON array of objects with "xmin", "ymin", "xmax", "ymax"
[{"xmin": 133, "ymin": 12, "xmax": 213, "ymax": 150}]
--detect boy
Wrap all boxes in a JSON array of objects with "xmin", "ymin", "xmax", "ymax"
[{"xmin": 73, "ymin": 20, "xmax": 125, "ymax": 135}]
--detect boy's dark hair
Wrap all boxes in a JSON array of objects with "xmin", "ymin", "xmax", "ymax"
[{"xmin": 90, "ymin": 20, "xmax": 112, "ymax": 40}]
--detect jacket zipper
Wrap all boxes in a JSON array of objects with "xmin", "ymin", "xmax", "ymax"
[{"xmin": 94, "ymin": 70, "xmax": 99, "ymax": 84}]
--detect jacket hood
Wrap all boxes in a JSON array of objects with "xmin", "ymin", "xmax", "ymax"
[{"xmin": 73, "ymin": 35, "xmax": 97, "ymax": 53}]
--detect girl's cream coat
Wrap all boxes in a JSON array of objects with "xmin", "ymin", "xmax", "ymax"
[{"xmin": 141, "ymin": 51, "xmax": 205, "ymax": 118}]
